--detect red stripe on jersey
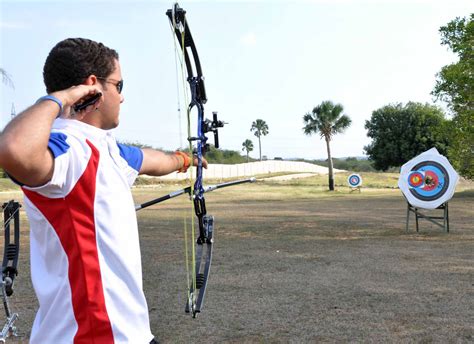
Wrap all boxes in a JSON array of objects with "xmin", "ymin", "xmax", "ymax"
[{"xmin": 23, "ymin": 140, "xmax": 114, "ymax": 343}]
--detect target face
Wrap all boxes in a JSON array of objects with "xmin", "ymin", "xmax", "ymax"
[
  {"xmin": 398, "ymin": 148, "xmax": 458, "ymax": 209},
  {"xmin": 407, "ymin": 161, "xmax": 449, "ymax": 201},
  {"xmin": 347, "ymin": 174, "xmax": 362, "ymax": 187}
]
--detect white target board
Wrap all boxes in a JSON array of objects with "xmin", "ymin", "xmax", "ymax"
[
  {"xmin": 347, "ymin": 174, "xmax": 362, "ymax": 188},
  {"xmin": 398, "ymin": 148, "xmax": 459, "ymax": 209}
]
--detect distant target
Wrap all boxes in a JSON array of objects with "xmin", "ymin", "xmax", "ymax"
[
  {"xmin": 398, "ymin": 148, "xmax": 458, "ymax": 209},
  {"xmin": 347, "ymin": 174, "xmax": 362, "ymax": 187}
]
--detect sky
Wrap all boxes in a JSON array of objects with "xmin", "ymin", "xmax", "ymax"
[{"xmin": 0, "ymin": 0, "xmax": 472, "ymax": 160}]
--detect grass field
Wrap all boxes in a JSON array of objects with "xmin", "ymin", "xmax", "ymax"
[{"xmin": 1, "ymin": 173, "xmax": 473, "ymax": 343}]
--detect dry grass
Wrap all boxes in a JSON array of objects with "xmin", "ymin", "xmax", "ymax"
[{"xmin": 137, "ymin": 181, "xmax": 473, "ymax": 343}]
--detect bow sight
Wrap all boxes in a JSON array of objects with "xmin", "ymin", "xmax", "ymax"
[{"xmin": 203, "ymin": 112, "xmax": 225, "ymax": 150}]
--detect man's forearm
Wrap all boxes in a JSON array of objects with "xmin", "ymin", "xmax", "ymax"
[{"xmin": 140, "ymin": 149, "xmax": 183, "ymax": 176}]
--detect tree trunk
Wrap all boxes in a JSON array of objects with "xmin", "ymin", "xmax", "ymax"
[
  {"xmin": 258, "ymin": 136, "xmax": 262, "ymax": 161},
  {"xmin": 325, "ymin": 137, "xmax": 335, "ymax": 191},
  {"xmin": 246, "ymin": 151, "xmax": 249, "ymax": 163}
]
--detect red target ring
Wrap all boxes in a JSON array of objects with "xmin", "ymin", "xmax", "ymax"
[{"xmin": 421, "ymin": 170, "xmax": 439, "ymax": 191}]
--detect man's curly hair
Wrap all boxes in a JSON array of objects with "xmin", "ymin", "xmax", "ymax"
[{"xmin": 43, "ymin": 38, "xmax": 119, "ymax": 93}]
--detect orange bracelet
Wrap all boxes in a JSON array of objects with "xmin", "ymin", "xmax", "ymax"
[{"xmin": 174, "ymin": 151, "xmax": 191, "ymax": 173}]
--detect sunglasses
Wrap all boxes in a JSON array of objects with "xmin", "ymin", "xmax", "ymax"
[{"xmin": 97, "ymin": 77, "xmax": 124, "ymax": 94}]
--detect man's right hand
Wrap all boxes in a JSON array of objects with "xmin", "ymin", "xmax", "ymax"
[{"xmin": 51, "ymin": 85, "xmax": 103, "ymax": 119}]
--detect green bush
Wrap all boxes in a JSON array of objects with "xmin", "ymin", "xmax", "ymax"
[{"xmin": 309, "ymin": 157, "xmax": 377, "ymax": 172}]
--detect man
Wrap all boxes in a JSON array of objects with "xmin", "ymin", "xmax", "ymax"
[{"xmin": 0, "ymin": 38, "xmax": 201, "ymax": 343}]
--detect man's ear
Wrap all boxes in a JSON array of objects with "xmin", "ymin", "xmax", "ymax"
[{"xmin": 84, "ymin": 75, "xmax": 98, "ymax": 86}]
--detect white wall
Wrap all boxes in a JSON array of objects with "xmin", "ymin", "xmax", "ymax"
[{"xmin": 155, "ymin": 160, "xmax": 344, "ymax": 180}]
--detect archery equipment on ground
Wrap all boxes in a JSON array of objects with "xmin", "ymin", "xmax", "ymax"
[{"xmin": 1, "ymin": 200, "xmax": 21, "ymax": 342}]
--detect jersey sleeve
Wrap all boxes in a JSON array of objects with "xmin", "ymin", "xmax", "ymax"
[
  {"xmin": 22, "ymin": 132, "xmax": 86, "ymax": 197},
  {"xmin": 108, "ymin": 140, "xmax": 143, "ymax": 187},
  {"xmin": 116, "ymin": 143, "xmax": 144, "ymax": 173}
]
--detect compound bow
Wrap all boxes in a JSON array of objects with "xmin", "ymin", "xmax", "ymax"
[{"xmin": 136, "ymin": 3, "xmax": 255, "ymax": 318}]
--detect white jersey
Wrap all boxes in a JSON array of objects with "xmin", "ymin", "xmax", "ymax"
[{"xmin": 21, "ymin": 119, "xmax": 154, "ymax": 344}]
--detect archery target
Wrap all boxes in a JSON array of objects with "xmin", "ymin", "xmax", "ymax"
[
  {"xmin": 347, "ymin": 174, "xmax": 362, "ymax": 187},
  {"xmin": 398, "ymin": 148, "xmax": 458, "ymax": 209}
]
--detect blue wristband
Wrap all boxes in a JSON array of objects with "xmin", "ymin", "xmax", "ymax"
[{"xmin": 36, "ymin": 95, "xmax": 63, "ymax": 117}]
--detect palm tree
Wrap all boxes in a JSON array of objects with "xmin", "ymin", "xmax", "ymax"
[
  {"xmin": 242, "ymin": 139, "xmax": 254, "ymax": 162},
  {"xmin": 303, "ymin": 100, "xmax": 351, "ymax": 191},
  {"xmin": 250, "ymin": 119, "xmax": 269, "ymax": 161},
  {"xmin": 0, "ymin": 68, "xmax": 14, "ymax": 88}
]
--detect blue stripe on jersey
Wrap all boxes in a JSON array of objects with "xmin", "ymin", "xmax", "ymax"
[
  {"xmin": 117, "ymin": 143, "xmax": 143, "ymax": 172},
  {"xmin": 48, "ymin": 132, "xmax": 70, "ymax": 157}
]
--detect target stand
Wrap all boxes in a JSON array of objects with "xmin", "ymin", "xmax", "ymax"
[
  {"xmin": 349, "ymin": 186, "xmax": 361, "ymax": 193},
  {"xmin": 405, "ymin": 200, "xmax": 449, "ymax": 233}
]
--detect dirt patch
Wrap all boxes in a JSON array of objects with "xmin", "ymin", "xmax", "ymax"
[{"xmin": 1, "ymin": 186, "xmax": 473, "ymax": 343}]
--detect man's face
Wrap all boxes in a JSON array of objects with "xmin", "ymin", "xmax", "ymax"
[{"xmin": 97, "ymin": 59, "xmax": 124, "ymax": 130}]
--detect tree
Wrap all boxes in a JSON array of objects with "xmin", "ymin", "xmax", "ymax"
[
  {"xmin": 241, "ymin": 139, "xmax": 254, "ymax": 162},
  {"xmin": 432, "ymin": 14, "xmax": 473, "ymax": 179},
  {"xmin": 364, "ymin": 102, "xmax": 449, "ymax": 171},
  {"xmin": 0, "ymin": 68, "xmax": 14, "ymax": 88},
  {"xmin": 250, "ymin": 119, "xmax": 269, "ymax": 161},
  {"xmin": 200, "ymin": 145, "xmax": 247, "ymax": 164},
  {"xmin": 303, "ymin": 100, "xmax": 351, "ymax": 191}
]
